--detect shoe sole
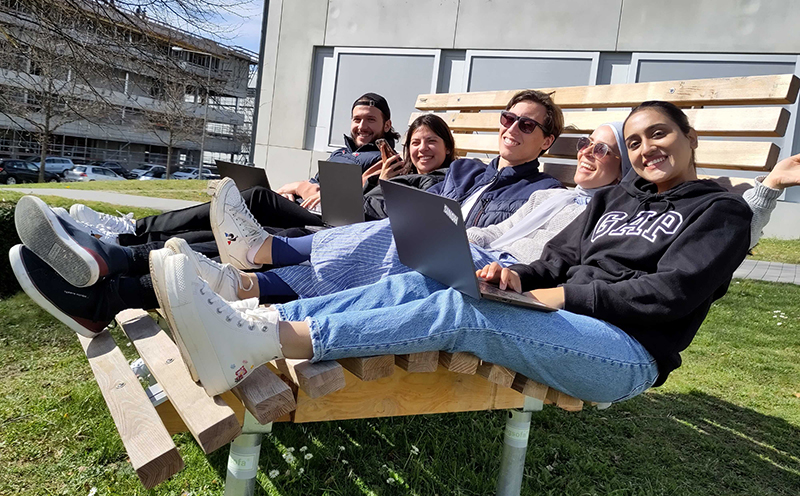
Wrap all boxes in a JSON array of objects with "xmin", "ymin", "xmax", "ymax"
[
  {"xmin": 164, "ymin": 255, "xmax": 230, "ymax": 396},
  {"xmin": 16, "ymin": 196, "xmax": 99, "ymax": 287},
  {"xmin": 9, "ymin": 245, "xmax": 101, "ymax": 338},
  {"xmin": 149, "ymin": 248, "xmax": 200, "ymax": 383}
]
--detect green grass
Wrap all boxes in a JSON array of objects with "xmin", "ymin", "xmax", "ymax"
[
  {"xmin": 1, "ymin": 279, "xmax": 799, "ymax": 495},
  {"xmin": 750, "ymin": 238, "xmax": 800, "ymax": 265},
  {"xmin": 0, "ymin": 179, "xmax": 211, "ymax": 202}
]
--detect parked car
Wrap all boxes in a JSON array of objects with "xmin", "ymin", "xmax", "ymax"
[
  {"xmin": 0, "ymin": 159, "xmax": 60, "ymax": 184},
  {"xmin": 138, "ymin": 166, "xmax": 167, "ymax": 180},
  {"xmin": 26, "ymin": 157, "xmax": 76, "ymax": 177},
  {"xmin": 171, "ymin": 167, "xmax": 220, "ymax": 180},
  {"xmin": 90, "ymin": 161, "xmax": 136, "ymax": 179},
  {"xmin": 130, "ymin": 164, "xmax": 163, "ymax": 178},
  {"xmin": 64, "ymin": 165, "xmax": 127, "ymax": 182}
]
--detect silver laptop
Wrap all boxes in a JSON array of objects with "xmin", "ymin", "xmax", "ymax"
[
  {"xmin": 381, "ymin": 180, "xmax": 556, "ymax": 312},
  {"xmin": 317, "ymin": 160, "xmax": 365, "ymax": 227}
]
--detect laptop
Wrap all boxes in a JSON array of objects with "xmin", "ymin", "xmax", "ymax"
[
  {"xmin": 316, "ymin": 160, "xmax": 365, "ymax": 227},
  {"xmin": 381, "ymin": 180, "xmax": 557, "ymax": 312},
  {"xmin": 216, "ymin": 160, "xmax": 270, "ymax": 191}
]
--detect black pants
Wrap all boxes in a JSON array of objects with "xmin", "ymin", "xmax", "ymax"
[{"xmin": 117, "ymin": 186, "xmax": 324, "ymax": 249}]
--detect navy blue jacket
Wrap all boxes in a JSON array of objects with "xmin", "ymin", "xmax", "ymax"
[
  {"xmin": 427, "ymin": 157, "xmax": 562, "ymax": 228},
  {"xmin": 309, "ymin": 135, "xmax": 396, "ymax": 184}
]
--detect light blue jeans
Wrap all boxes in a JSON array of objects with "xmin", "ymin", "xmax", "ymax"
[{"xmin": 275, "ymin": 271, "xmax": 658, "ymax": 403}]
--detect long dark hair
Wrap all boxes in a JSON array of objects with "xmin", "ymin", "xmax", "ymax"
[
  {"xmin": 402, "ymin": 114, "xmax": 457, "ymax": 174},
  {"xmin": 624, "ymin": 101, "xmax": 697, "ymax": 167}
]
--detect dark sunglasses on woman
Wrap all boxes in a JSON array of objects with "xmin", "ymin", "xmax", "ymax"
[
  {"xmin": 499, "ymin": 111, "xmax": 545, "ymax": 135},
  {"xmin": 576, "ymin": 137, "xmax": 620, "ymax": 160}
]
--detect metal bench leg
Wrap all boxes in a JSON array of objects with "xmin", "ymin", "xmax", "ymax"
[
  {"xmin": 496, "ymin": 397, "xmax": 543, "ymax": 496},
  {"xmin": 224, "ymin": 412, "xmax": 272, "ymax": 496}
]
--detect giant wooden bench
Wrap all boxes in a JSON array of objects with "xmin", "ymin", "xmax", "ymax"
[{"xmin": 77, "ymin": 73, "xmax": 799, "ymax": 494}]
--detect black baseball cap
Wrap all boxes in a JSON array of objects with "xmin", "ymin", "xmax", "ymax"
[{"xmin": 352, "ymin": 92, "xmax": 391, "ymax": 120}]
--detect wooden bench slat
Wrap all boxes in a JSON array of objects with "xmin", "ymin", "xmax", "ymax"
[
  {"xmin": 338, "ymin": 356, "xmax": 396, "ymax": 381},
  {"xmin": 416, "ymin": 74, "xmax": 800, "ymax": 111},
  {"xmin": 116, "ymin": 309, "xmax": 241, "ymax": 454},
  {"xmin": 275, "ymin": 359, "xmax": 346, "ymax": 399},
  {"xmin": 476, "ymin": 362, "xmax": 516, "ymax": 388},
  {"xmin": 395, "ymin": 351, "xmax": 440, "ymax": 373},
  {"xmin": 292, "ymin": 365, "xmax": 523, "ymax": 423},
  {"xmin": 544, "ymin": 388, "xmax": 584, "ymax": 412},
  {"xmin": 78, "ymin": 331, "xmax": 184, "ymax": 489},
  {"xmin": 155, "ymin": 390, "xmax": 246, "ymax": 436},
  {"xmin": 510, "ymin": 374, "xmax": 549, "ymax": 402},
  {"xmin": 413, "ymin": 107, "xmax": 790, "ymax": 137},
  {"xmin": 438, "ymin": 351, "xmax": 480, "ymax": 374},
  {"xmin": 453, "ymin": 134, "xmax": 779, "ymax": 170},
  {"xmin": 231, "ymin": 365, "xmax": 297, "ymax": 423}
]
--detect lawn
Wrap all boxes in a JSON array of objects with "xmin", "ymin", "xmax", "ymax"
[
  {"xmin": 1, "ymin": 279, "xmax": 799, "ymax": 495},
  {"xmin": 0, "ymin": 178, "xmax": 212, "ymax": 202},
  {"xmin": 750, "ymin": 238, "xmax": 800, "ymax": 265}
]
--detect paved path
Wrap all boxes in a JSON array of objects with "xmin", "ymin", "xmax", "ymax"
[
  {"xmin": 1, "ymin": 188, "xmax": 202, "ymax": 211},
  {"xmin": 735, "ymin": 259, "xmax": 800, "ymax": 285}
]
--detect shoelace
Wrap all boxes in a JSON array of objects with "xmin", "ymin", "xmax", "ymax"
[
  {"xmin": 228, "ymin": 198, "xmax": 264, "ymax": 242},
  {"xmin": 191, "ymin": 249, "xmax": 242, "ymax": 292},
  {"xmin": 200, "ymin": 283, "xmax": 257, "ymax": 331}
]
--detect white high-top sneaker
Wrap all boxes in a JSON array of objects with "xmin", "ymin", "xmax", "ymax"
[
  {"xmin": 210, "ymin": 177, "xmax": 268, "ymax": 270},
  {"xmin": 70, "ymin": 204, "xmax": 136, "ymax": 235},
  {"xmin": 164, "ymin": 237, "xmax": 246, "ymax": 302},
  {"xmin": 162, "ymin": 254, "xmax": 283, "ymax": 396}
]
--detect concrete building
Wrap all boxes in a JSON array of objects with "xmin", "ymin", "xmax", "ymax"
[
  {"xmin": 0, "ymin": 2, "xmax": 257, "ymax": 168},
  {"xmin": 252, "ymin": 0, "xmax": 800, "ymax": 238}
]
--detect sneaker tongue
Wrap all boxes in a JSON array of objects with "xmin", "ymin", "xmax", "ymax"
[{"xmin": 229, "ymin": 297, "xmax": 260, "ymax": 311}]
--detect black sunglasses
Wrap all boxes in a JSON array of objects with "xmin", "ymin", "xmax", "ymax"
[
  {"xmin": 576, "ymin": 137, "xmax": 620, "ymax": 160},
  {"xmin": 500, "ymin": 111, "xmax": 545, "ymax": 135}
]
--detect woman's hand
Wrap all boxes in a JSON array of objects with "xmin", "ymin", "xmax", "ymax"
[
  {"xmin": 300, "ymin": 192, "xmax": 322, "ymax": 210},
  {"xmin": 379, "ymin": 154, "xmax": 405, "ymax": 181},
  {"xmin": 529, "ymin": 287, "xmax": 565, "ymax": 310},
  {"xmin": 763, "ymin": 153, "xmax": 800, "ymax": 190},
  {"xmin": 361, "ymin": 163, "xmax": 383, "ymax": 186},
  {"xmin": 476, "ymin": 262, "xmax": 522, "ymax": 293}
]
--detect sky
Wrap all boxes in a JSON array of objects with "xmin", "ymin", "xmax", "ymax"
[{"xmin": 215, "ymin": 2, "xmax": 263, "ymax": 54}]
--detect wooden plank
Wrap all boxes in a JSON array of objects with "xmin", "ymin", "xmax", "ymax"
[
  {"xmin": 292, "ymin": 366, "xmax": 524, "ymax": 423},
  {"xmin": 454, "ymin": 134, "xmax": 779, "ymax": 171},
  {"xmin": 412, "ymin": 107, "xmax": 790, "ymax": 137},
  {"xmin": 116, "ymin": 309, "xmax": 241, "ymax": 454},
  {"xmin": 510, "ymin": 374, "xmax": 549, "ymax": 402},
  {"xmin": 438, "ymin": 352, "xmax": 480, "ymax": 374},
  {"xmin": 544, "ymin": 388, "xmax": 584, "ymax": 412},
  {"xmin": 416, "ymin": 74, "xmax": 800, "ymax": 111},
  {"xmin": 338, "ymin": 356, "xmax": 396, "ymax": 381},
  {"xmin": 395, "ymin": 351, "xmax": 440, "ymax": 373},
  {"xmin": 274, "ymin": 359, "xmax": 346, "ymax": 399},
  {"xmin": 77, "ymin": 331, "xmax": 183, "ymax": 489},
  {"xmin": 231, "ymin": 365, "xmax": 297, "ymax": 424},
  {"xmin": 476, "ymin": 362, "xmax": 516, "ymax": 388},
  {"xmin": 155, "ymin": 390, "xmax": 246, "ymax": 436}
]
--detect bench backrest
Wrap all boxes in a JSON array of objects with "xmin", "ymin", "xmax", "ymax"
[{"xmin": 411, "ymin": 74, "xmax": 800, "ymax": 189}]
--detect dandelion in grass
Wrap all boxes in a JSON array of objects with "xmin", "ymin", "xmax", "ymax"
[
  {"xmin": 287, "ymin": 447, "xmax": 295, "ymax": 453},
  {"xmin": 299, "ymin": 446, "xmax": 307, "ymax": 452},
  {"xmin": 304, "ymin": 453, "xmax": 313, "ymax": 460},
  {"xmin": 268, "ymin": 469, "xmax": 280, "ymax": 479},
  {"xmin": 282, "ymin": 453, "xmax": 296, "ymax": 463}
]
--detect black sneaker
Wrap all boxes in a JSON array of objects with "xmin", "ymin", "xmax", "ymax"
[
  {"xmin": 15, "ymin": 195, "xmax": 130, "ymax": 287},
  {"xmin": 9, "ymin": 244, "xmax": 120, "ymax": 337}
]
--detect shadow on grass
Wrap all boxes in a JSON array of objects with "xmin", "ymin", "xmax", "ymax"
[{"xmin": 199, "ymin": 390, "xmax": 800, "ymax": 496}]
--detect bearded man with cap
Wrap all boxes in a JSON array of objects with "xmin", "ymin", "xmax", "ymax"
[{"xmin": 276, "ymin": 92, "xmax": 401, "ymax": 211}]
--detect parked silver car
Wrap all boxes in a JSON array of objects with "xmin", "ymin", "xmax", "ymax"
[
  {"xmin": 27, "ymin": 157, "xmax": 76, "ymax": 176},
  {"xmin": 130, "ymin": 164, "xmax": 163, "ymax": 178},
  {"xmin": 64, "ymin": 165, "xmax": 127, "ymax": 182},
  {"xmin": 138, "ymin": 166, "xmax": 167, "ymax": 180}
]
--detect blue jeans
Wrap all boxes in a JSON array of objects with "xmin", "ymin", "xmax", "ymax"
[{"xmin": 275, "ymin": 271, "xmax": 658, "ymax": 403}]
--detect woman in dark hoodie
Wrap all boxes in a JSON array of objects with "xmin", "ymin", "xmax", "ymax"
[{"xmin": 12, "ymin": 102, "xmax": 757, "ymax": 401}]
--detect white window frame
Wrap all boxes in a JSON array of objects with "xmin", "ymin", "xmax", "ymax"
[
  {"xmin": 319, "ymin": 47, "xmax": 442, "ymax": 149},
  {"xmin": 463, "ymin": 50, "xmax": 601, "ymax": 92}
]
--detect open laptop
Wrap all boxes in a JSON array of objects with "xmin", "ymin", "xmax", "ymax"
[
  {"xmin": 215, "ymin": 160, "xmax": 270, "ymax": 191},
  {"xmin": 381, "ymin": 180, "xmax": 557, "ymax": 311},
  {"xmin": 316, "ymin": 160, "xmax": 365, "ymax": 227}
]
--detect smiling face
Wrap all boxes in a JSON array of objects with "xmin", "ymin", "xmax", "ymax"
[
  {"xmin": 409, "ymin": 125, "xmax": 449, "ymax": 174},
  {"xmin": 497, "ymin": 101, "xmax": 554, "ymax": 168},
  {"xmin": 573, "ymin": 126, "xmax": 622, "ymax": 189},
  {"xmin": 624, "ymin": 108, "xmax": 698, "ymax": 193},
  {"xmin": 350, "ymin": 105, "xmax": 391, "ymax": 147}
]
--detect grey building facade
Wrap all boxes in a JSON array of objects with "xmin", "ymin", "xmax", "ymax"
[{"xmin": 253, "ymin": 0, "xmax": 800, "ymax": 238}]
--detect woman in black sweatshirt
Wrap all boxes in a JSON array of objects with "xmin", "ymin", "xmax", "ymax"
[{"xmin": 48, "ymin": 101, "xmax": 755, "ymax": 401}]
